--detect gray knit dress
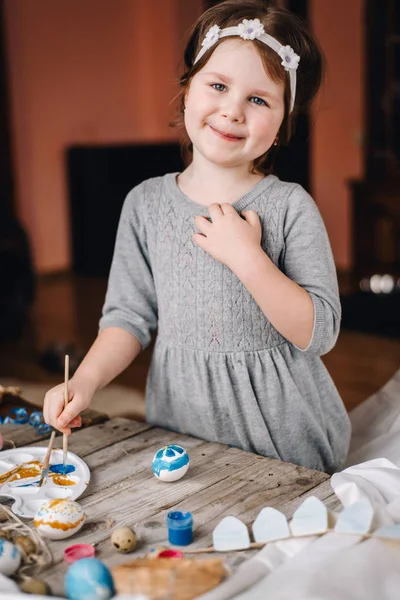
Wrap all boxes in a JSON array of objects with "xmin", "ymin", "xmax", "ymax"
[{"xmin": 99, "ymin": 173, "xmax": 351, "ymax": 473}]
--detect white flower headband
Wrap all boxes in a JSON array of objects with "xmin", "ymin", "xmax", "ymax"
[{"xmin": 194, "ymin": 19, "xmax": 300, "ymax": 112}]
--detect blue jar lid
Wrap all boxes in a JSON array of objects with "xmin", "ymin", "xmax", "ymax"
[{"xmin": 167, "ymin": 511, "xmax": 193, "ymax": 530}]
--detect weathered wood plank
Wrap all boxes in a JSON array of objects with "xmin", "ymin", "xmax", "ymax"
[
  {"xmin": 0, "ymin": 408, "xmax": 109, "ymax": 447},
  {"xmin": 41, "ymin": 461, "xmax": 330, "ymax": 596},
  {"xmin": 24, "ymin": 418, "xmax": 333, "ymax": 597},
  {"xmin": 26, "ymin": 418, "xmax": 153, "ymax": 457},
  {"xmin": 277, "ymin": 477, "xmax": 342, "ymax": 514},
  {"xmin": 80, "ymin": 429, "xmax": 215, "ymax": 498},
  {"xmin": 42, "ymin": 432, "xmax": 326, "ymax": 560}
]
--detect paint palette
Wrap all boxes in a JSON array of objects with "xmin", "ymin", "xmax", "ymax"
[{"xmin": 0, "ymin": 447, "xmax": 90, "ymax": 518}]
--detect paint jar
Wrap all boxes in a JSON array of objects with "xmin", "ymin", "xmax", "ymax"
[{"xmin": 167, "ymin": 511, "xmax": 193, "ymax": 546}]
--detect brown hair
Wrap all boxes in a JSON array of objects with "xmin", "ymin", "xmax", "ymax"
[{"xmin": 172, "ymin": 0, "xmax": 324, "ymax": 175}]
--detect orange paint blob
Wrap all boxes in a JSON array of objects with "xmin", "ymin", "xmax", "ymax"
[
  {"xmin": 47, "ymin": 499, "xmax": 67, "ymax": 509},
  {"xmin": 34, "ymin": 516, "xmax": 85, "ymax": 531},
  {"xmin": 0, "ymin": 461, "xmax": 42, "ymax": 484},
  {"xmin": 52, "ymin": 475, "xmax": 75, "ymax": 486}
]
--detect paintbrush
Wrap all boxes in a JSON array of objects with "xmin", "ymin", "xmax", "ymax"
[
  {"xmin": 38, "ymin": 430, "xmax": 56, "ymax": 487},
  {"xmin": 63, "ymin": 354, "xmax": 69, "ymax": 474}
]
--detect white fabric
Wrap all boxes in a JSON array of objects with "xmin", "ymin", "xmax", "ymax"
[
  {"xmin": 198, "ymin": 368, "xmax": 400, "ymax": 600},
  {"xmin": 346, "ymin": 369, "xmax": 400, "ymax": 467},
  {"xmin": 198, "ymin": 458, "xmax": 400, "ymax": 600}
]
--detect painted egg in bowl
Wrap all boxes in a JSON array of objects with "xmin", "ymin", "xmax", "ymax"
[{"xmin": 34, "ymin": 499, "xmax": 86, "ymax": 540}]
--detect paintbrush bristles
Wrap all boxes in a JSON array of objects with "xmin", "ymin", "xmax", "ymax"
[{"xmin": 62, "ymin": 354, "xmax": 70, "ymax": 474}]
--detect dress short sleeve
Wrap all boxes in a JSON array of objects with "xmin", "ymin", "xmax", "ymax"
[
  {"xmin": 99, "ymin": 184, "xmax": 158, "ymax": 349},
  {"xmin": 279, "ymin": 184, "xmax": 341, "ymax": 355}
]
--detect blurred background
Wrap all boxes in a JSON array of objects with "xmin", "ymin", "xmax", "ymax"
[{"xmin": 1, "ymin": 0, "xmax": 400, "ymax": 420}]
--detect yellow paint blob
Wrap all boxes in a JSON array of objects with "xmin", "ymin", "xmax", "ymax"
[
  {"xmin": 34, "ymin": 516, "xmax": 85, "ymax": 531},
  {"xmin": 51, "ymin": 475, "xmax": 75, "ymax": 486},
  {"xmin": 0, "ymin": 461, "xmax": 42, "ymax": 484}
]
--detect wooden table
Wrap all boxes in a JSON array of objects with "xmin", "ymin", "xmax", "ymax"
[{"xmin": 1, "ymin": 416, "xmax": 341, "ymax": 597}]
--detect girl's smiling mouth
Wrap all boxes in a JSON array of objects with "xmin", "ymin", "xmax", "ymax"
[{"xmin": 208, "ymin": 124, "xmax": 244, "ymax": 141}]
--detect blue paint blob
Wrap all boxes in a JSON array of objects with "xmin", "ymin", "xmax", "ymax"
[
  {"xmin": 170, "ymin": 444, "xmax": 185, "ymax": 454},
  {"xmin": 50, "ymin": 464, "xmax": 76, "ymax": 474},
  {"xmin": 167, "ymin": 511, "xmax": 193, "ymax": 546},
  {"xmin": 17, "ymin": 482, "xmax": 39, "ymax": 488}
]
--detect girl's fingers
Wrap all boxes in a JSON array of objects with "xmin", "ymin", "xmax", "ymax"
[
  {"xmin": 208, "ymin": 203, "xmax": 223, "ymax": 221},
  {"xmin": 220, "ymin": 203, "xmax": 237, "ymax": 215},
  {"xmin": 69, "ymin": 416, "xmax": 82, "ymax": 428},
  {"xmin": 57, "ymin": 401, "xmax": 82, "ymax": 429},
  {"xmin": 45, "ymin": 393, "xmax": 64, "ymax": 428},
  {"xmin": 192, "ymin": 233, "xmax": 207, "ymax": 250},
  {"xmin": 59, "ymin": 425, "xmax": 72, "ymax": 436},
  {"xmin": 195, "ymin": 215, "xmax": 212, "ymax": 235},
  {"xmin": 241, "ymin": 210, "xmax": 260, "ymax": 226}
]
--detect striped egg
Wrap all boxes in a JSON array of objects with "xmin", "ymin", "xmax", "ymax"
[
  {"xmin": 34, "ymin": 499, "xmax": 86, "ymax": 540},
  {"xmin": 152, "ymin": 445, "xmax": 190, "ymax": 482}
]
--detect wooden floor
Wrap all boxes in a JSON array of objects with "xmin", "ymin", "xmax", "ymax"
[{"xmin": 1, "ymin": 273, "xmax": 400, "ymax": 413}]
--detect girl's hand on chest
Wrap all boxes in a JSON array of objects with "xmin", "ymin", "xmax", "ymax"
[{"xmin": 193, "ymin": 203, "xmax": 262, "ymax": 271}]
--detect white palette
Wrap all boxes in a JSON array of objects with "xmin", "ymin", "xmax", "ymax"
[{"xmin": 0, "ymin": 447, "xmax": 90, "ymax": 518}]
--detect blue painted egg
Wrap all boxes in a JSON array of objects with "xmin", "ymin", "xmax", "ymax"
[
  {"xmin": 65, "ymin": 558, "xmax": 115, "ymax": 600},
  {"xmin": 0, "ymin": 539, "xmax": 21, "ymax": 576},
  {"xmin": 152, "ymin": 444, "xmax": 189, "ymax": 482}
]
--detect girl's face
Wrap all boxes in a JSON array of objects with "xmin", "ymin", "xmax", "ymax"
[{"xmin": 184, "ymin": 38, "xmax": 285, "ymax": 172}]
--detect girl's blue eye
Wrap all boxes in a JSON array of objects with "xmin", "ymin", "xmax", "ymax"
[
  {"xmin": 211, "ymin": 83, "xmax": 226, "ymax": 92},
  {"xmin": 250, "ymin": 96, "xmax": 267, "ymax": 106}
]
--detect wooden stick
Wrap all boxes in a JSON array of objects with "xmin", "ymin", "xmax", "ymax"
[
  {"xmin": 38, "ymin": 430, "xmax": 56, "ymax": 487},
  {"xmin": 184, "ymin": 541, "xmax": 265, "ymax": 554},
  {"xmin": 183, "ymin": 528, "xmax": 400, "ymax": 555},
  {"xmin": 62, "ymin": 354, "xmax": 69, "ymax": 473}
]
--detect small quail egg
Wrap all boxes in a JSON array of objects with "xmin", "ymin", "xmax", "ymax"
[{"xmin": 111, "ymin": 527, "xmax": 137, "ymax": 553}]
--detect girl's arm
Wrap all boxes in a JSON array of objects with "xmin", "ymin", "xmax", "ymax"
[
  {"xmin": 44, "ymin": 327, "xmax": 142, "ymax": 431},
  {"xmin": 194, "ymin": 187, "xmax": 340, "ymax": 355},
  {"xmin": 232, "ymin": 247, "xmax": 314, "ymax": 350},
  {"xmin": 71, "ymin": 327, "xmax": 142, "ymax": 393},
  {"xmin": 44, "ymin": 182, "xmax": 158, "ymax": 433}
]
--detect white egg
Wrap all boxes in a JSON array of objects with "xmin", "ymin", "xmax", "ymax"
[
  {"xmin": 34, "ymin": 499, "xmax": 86, "ymax": 540},
  {"xmin": 152, "ymin": 445, "xmax": 190, "ymax": 482},
  {"xmin": 0, "ymin": 539, "xmax": 21, "ymax": 576}
]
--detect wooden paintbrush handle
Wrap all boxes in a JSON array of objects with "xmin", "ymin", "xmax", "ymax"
[
  {"xmin": 43, "ymin": 430, "xmax": 56, "ymax": 469},
  {"xmin": 63, "ymin": 355, "xmax": 70, "ymax": 461}
]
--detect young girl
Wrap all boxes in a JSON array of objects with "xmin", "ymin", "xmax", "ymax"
[{"xmin": 44, "ymin": 0, "xmax": 351, "ymax": 473}]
